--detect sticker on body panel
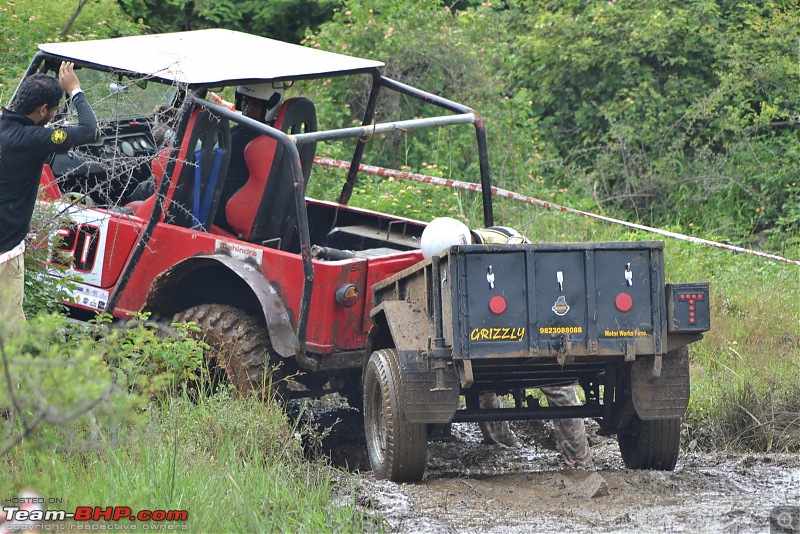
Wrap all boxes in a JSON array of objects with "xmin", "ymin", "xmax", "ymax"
[
  {"xmin": 68, "ymin": 282, "xmax": 110, "ymax": 311},
  {"xmin": 215, "ymin": 239, "xmax": 263, "ymax": 265},
  {"xmin": 48, "ymin": 206, "xmax": 111, "ymax": 287}
]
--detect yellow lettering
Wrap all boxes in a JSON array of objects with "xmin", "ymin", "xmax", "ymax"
[
  {"xmin": 469, "ymin": 327, "xmax": 526, "ymax": 341},
  {"xmin": 603, "ymin": 329, "xmax": 650, "ymax": 338}
]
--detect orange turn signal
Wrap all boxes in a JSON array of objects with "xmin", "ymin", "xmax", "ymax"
[{"xmin": 335, "ymin": 283, "xmax": 359, "ymax": 307}]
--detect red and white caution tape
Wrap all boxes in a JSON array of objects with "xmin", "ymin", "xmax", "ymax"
[{"xmin": 314, "ymin": 156, "xmax": 800, "ymax": 266}]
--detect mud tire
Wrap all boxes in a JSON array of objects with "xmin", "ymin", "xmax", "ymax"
[
  {"xmin": 363, "ymin": 348, "xmax": 427, "ymax": 482},
  {"xmin": 618, "ymin": 416, "xmax": 682, "ymax": 470},
  {"xmin": 173, "ymin": 304, "xmax": 287, "ymax": 403}
]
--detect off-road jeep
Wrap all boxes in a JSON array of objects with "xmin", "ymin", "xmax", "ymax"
[{"xmin": 20, "ymin": 29, "xmax": 709, "ymax": 482}]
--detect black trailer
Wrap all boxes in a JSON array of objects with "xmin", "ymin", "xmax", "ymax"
[{"xmin": 364, "ymin": 240, "xmax": 710, "ymax": 481}]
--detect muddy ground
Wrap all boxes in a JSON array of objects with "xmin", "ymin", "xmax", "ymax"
[{"xmin": 303, "ymin": 405, "xmax": 800, "ymax": 533}]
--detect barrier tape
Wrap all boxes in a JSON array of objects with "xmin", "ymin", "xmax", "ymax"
[{"xmin": 314, "ymin": 156, "xmax": 800, "ymax": 266}]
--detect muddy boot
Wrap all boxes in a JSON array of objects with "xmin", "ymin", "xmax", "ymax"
[
  {"xmin": 552, "ymin": 417, "xmax": 592, "ymax": 466},
  {"xmin": 428, "ymin": 423, "xmax": 455, "ymax": 442},
  {"xmin": 478, "ymin": 392, "xmax": 520, "ymax": 447},
  {"xmin": 479, "ymin": 420, "xmax": 521, "ymax": 448}
]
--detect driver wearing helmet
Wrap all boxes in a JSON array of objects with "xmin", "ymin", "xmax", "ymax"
[
  {"xmin": 421, "ymin": 217, "xmax": 592, "ymax": 467},
  {"xmin": 214, "ymin": 83, "xmax": 284, "ymax": 230}
]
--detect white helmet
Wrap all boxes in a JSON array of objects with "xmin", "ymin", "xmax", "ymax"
[
  {"xmin": 420, "ymin": 217, "xmax": 472, "ymax": 259},
  {"xmin": 236, "ymin": 83, "xmax": 284, "ymax": 122}
]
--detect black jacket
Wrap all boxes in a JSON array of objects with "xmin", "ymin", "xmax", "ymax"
[{"xmin": 0, "ymin": 92, "xmax": 98, "ymax": 253}]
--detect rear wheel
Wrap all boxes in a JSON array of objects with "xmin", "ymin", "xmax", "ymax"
[
  {"xmin": 363, "ymin": 348, "xmax": 427, "ymax": 482},
  {"xmin": 173, "ymin": 304, "xmax": 287, "ymax": 403},
  {"xmin": 618, "ymin": 416, "xmax": 682, "ymax": 470}
]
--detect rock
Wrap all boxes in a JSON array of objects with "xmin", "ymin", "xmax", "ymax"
[{"xmin": 570, "ymin": 473, "xmax": 610, "ymax": 499}]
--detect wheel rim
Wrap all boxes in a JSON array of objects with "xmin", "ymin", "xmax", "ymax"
[{"xmin": 366, "ymin": 373, "xmax": 388, "ymax": 466}]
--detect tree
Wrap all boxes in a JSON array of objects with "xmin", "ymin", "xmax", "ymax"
[
  {"xmin": 506, "ymin": 0, "xmax": 800, "ymax": 236},
  {"xmin": 115, "ymin": 0, "xmax": 339, "ymax": 42}
]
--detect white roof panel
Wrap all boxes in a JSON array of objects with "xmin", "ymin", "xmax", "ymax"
[{"xmin": 38, "ymin": 29, "xmax": 384, "ymax": 86}]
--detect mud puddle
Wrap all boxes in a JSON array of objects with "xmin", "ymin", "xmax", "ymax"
[{"xmin": 299, "ymin": 401, "xmax": 800, "ymax": 533}]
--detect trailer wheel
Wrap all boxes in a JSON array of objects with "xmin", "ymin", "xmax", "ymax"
[
  {"xmin": 174, "ymin": 304, "xmax": 287, "ymax": 403},
  {"xmin": 363, "ymin": 349, "xmax": 427, "ymax": 482},
  {"xmin": 618, "ymin": 416, "xmax": 682, "ymax": 470}
]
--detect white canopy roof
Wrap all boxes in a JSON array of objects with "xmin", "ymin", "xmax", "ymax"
[{"xmin": 38, "ymin": 29, "xmax": 384, "ymax": 86}]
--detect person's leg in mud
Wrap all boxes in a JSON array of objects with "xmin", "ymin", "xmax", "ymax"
[
  {"xmin": 540, "ymin": 384, "xmax": 592, "ymax": 466},
  {"xmin": 478, "ymin": 392, "xmax": 520, "ymax": 447}
]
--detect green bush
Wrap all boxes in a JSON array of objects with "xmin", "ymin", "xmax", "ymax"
[
  {"xmin": 0, "ymin": 1, "xmax": 142, "ymax": 101},
  {"xmin": 303, "ymin": 0, "xmax": 553, "ymax": 226},
  {"xmin": 1, "ymin": 394, "xmax": 377, "ymax": 531},
  {"xmin": 508, "ymin": 0, "xmax": 800, "ymax": 237},
  {"xmin": 0, "ymin": 312, "xmax": 207, "ymax": 458}
]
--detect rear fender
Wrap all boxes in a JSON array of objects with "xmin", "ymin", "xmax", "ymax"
[
  {"xmin": 143, "ymin": 254, "xmax": 299, "ymax": 358},
  {"xmin": 631, "ymin": 347, "xmax": 690, "ymax": 420},
  {"xmin": 369, "ymin": 301, "xmax": 459, "ymax": 424}
]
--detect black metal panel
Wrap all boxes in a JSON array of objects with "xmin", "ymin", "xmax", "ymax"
[
  {"xmin": 532, "ymin": 250, "xmax": 588, "ymax": 353},
  {"xmin": 594, "ymin": 249, "xmax": 656, "ymax": 351},
  {"xmin": 448, "ymin": 242, "xmax": 667, "ymax": 360},
  {"xmin": 458, "ymin": 250, "xmax": 529, "ymax": 357}
]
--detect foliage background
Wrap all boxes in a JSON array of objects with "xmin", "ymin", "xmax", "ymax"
[{"xmin": 3, "ymin": 0, "xmax": 798, "ymax": 243}]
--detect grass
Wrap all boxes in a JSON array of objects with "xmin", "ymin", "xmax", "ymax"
[{"xmin": 1, "ymin": 393, "xmax": 379, "ymax": 532}]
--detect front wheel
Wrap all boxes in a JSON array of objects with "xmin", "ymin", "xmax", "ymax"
[
  {"xmin": 173, "ymin": 304, "xmax": 287, "ymax": 403},
  {"xmin": 618, "ymin": 416, "xmax": 682, "ymax": 470},
  {"xmin": 363, "ymin": 349, "xmax": 427, "ymax": 482}
]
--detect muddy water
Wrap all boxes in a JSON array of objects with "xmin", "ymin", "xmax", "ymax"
[{"xmin": 315, "ymin": 411, "xmax": 800, "ymax": 533}]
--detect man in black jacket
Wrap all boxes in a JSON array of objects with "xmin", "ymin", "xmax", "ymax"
[{"xmin": 0, "ymin": 62, "xmax": 98, "ymax": 329}]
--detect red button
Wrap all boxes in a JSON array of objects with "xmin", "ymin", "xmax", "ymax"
[
  {"xmin": 690, "ymin": 318, "xmax": 695, "ymax": 323},
  {"xmin": 689, "ymin": 305, "xmax": 694, "ymax": 311},
  {"xmin": 489, "ymin": 296, "xmax": 507, "ymax": 314},
  {"xmin": 698, "ymin": 294, "xmax": 703, "ymax": 300},
  {"xmin": 680, "ymin": 294, "xmax": 686, "ymax": 300},
  {"xmin": 615, "ymin": 293, "xmax": 633, "ymax": 312}
]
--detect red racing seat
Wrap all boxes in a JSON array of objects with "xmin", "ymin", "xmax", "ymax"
[{"xmin": 225, "ymin": 97, "xmax": 317, "ymax": 247}]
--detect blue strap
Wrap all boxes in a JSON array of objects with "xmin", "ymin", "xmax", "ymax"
[
  {"xmin": 193, "ymin": 147, "xmax": 224, "ymax": 229},
  {"xmin": 193, "ymin": 149, "xmax": 202, "ymax": 227}
]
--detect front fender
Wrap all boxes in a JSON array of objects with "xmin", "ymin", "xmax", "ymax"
[{"xmin": 143, "ymin": 254, "xmax": 299, "ymax": 358}]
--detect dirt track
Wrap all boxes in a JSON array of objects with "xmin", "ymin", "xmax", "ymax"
[{"xmin": 316, "ymin": 409, "xmax": 800, "ymax": 533}]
